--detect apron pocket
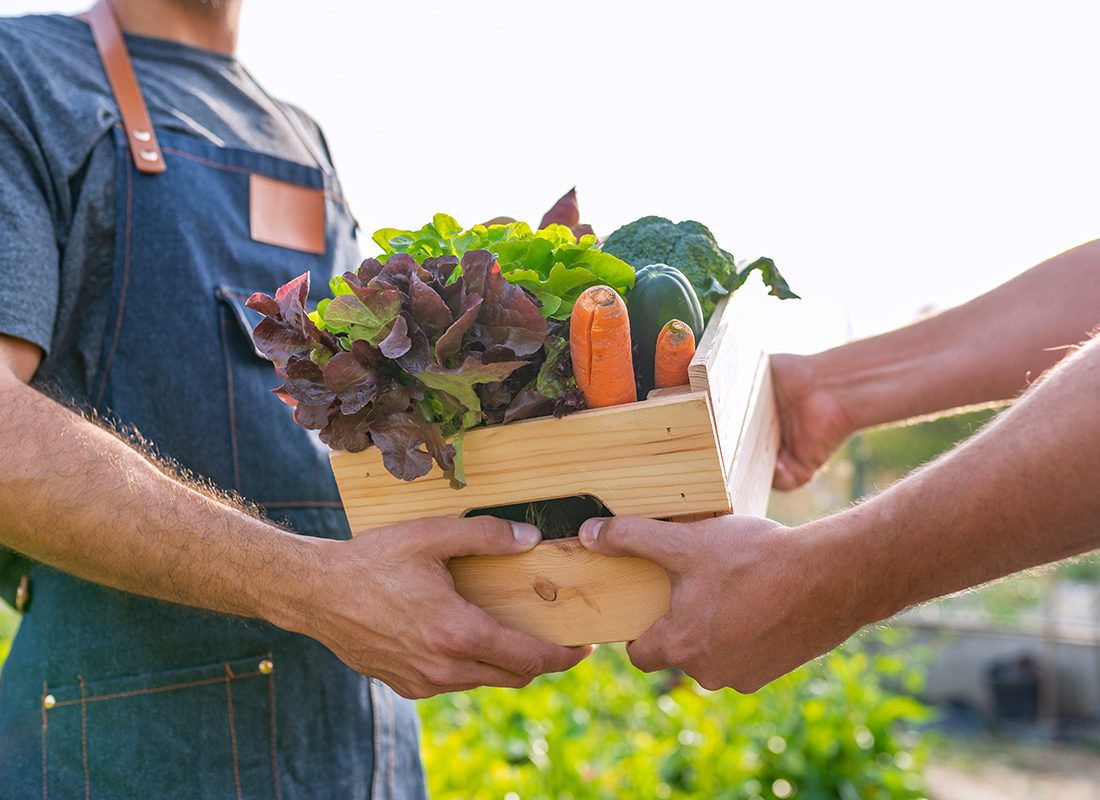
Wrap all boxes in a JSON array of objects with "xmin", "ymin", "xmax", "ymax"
[
  {"xmin": 41, "ymin": 653, "xmax": 279, "ymax": 800},
  {"xmin": 214, "ymin": 286, "xmax": 348, "ymax": 536}
]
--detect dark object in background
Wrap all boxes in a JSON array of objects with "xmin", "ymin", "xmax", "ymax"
[{"xmin": 988, "ymin": 655, "xmax": 1041, "ymax": 723}]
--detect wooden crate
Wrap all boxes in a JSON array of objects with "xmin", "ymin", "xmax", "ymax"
[{"xmin": 329, "ymin": 288, "xmax": 780, "ymax": 646}]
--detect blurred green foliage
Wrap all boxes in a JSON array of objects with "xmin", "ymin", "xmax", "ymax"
[{"xmin": 419, "ymin": 631, "xmax": 932, "ymax": 800}]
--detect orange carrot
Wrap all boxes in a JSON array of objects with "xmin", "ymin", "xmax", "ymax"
[
  {"xmin": 654, "ymin": 319, "xmax": 696, "ymax": 389},
  {"xmin": 570, "ymin": 286, "xmax": 637, "ymax": 408}
]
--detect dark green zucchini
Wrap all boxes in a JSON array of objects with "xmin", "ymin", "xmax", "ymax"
[{"xmin": 627, "ymin": 264, "xmax": 705, "ymax": 395}]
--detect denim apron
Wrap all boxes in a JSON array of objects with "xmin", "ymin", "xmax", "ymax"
[{"xmin": 0, "ymin": 25, "xmax": 426, "ymax": 800}]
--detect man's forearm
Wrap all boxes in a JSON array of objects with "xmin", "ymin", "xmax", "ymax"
[
  {"xmin": 817, "ymin": 335, "xmax": 1100, "ymax": 625},
  {"xmin": 812, "ymin": 240, "xmax": 1100, "ymax": 431},
  {"xmin": 0, "ymin": 377, "xmax": 318, "ymax": 630}
]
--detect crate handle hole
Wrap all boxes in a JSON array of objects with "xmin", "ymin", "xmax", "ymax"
[{"xmin": 463, "ymin": 495, "xmax": 613, "ymax": 542}]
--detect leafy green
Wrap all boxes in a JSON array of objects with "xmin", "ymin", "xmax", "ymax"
[
  {"xmin": 372, "ymin": 215, "xmax": 635, "ymax": 320},
  {"xmin": 602, "ymin": 216, "xmax": 798, "ymax": 319}
]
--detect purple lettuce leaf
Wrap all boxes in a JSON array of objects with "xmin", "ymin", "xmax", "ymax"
[
  {"xmin": 367, "ymin": 413, "xmax": 456, "ymax": 482},
  {"xmin": 434, "ymin": 298, "xmax": 482, "ymax": 365},
  {"xmin": 323, "ymin": 351, "xmax": 380, "ymax": 415},
  {"xmin": 282, "ymin": 356, "xmax": 336, "ymax": 406}
]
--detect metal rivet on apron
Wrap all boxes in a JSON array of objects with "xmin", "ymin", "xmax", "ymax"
[
  {"xmin": 132, "ymin": 128, "xmax": 152, "ymax": 142},
  {"xmin": 139, "ymin": 149, "xmax": 160, "ymax": 163},
  {"xmin": 42, "ymin": 694, "xmax": 56, "ymax": 710},
  {"xmin": 14, "ymin": 574, "xmax": 29, "ymax": 613},
  {"xmin": 258, "ymin": 658, "xmax": 274, "ymax": 675}
]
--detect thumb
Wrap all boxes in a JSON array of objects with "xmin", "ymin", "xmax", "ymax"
[
  {"xmin": 578, "ymin": 516, "xmax": 688, "ymax": 572},
  {"xmin": 405, "ymin": 516, "xmax": 543, "ymax": 560}
]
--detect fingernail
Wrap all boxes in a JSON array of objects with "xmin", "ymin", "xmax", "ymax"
[
  {"xmin": 579, "ymin": 518, "xmax": 604, "ymax": 546},
  {"xmin": 511, "ymin": 522, "xmax": 541, "ymax": 548}
]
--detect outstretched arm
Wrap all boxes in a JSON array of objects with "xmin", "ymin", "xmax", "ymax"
[
  {"xmin": 772, "ymin": 239, "xmax": 1100, "ymax": 488},
  {"xmin": 581, "ymin": 334, "xmax": 1100, "ymax": 692},
  {"xmin": 0, "ymin": 335, "xmax": 586, "ymax": 697}
]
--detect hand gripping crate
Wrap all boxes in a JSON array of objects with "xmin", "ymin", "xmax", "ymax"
[{"xmin": 329, "ymin": 289, "xmax": 780, "ymax": 646}]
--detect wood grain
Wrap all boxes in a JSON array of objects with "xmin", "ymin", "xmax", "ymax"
[
  {"xmin": 449, "ymin": 539, "xmax": 671, "ymax": 646},
  {"xmin": 331, "ymin": 390, "xmax": 731, "ymax": 532}
]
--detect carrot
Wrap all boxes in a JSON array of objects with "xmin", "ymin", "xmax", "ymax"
[
  {"xmin": 654, "ymin": 319, "xmax": 696, "ymax": 389},
  {"xmin": 570, "ymin": 285, "xmax": 637, "ymax": 408}
]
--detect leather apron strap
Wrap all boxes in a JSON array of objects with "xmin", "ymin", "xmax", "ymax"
[{"xmin": 87, "ymin": 0, "xmax": 167, "ymax": 174}]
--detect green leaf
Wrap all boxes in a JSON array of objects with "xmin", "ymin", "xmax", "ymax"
[
  {"xmin": 416, "ymin": 357, "xmax": 529, "ymax": 421},
  {"xmin": 322, "ymin": 292, "xmax": 401, "ymax": 342}
]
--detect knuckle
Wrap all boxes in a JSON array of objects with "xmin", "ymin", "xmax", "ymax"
[
  {"xmin": 433, "ymin": 626, "xmax": 470, "ymax": 659},
  {"xmin": 515, "ymin": 652, "xmax": 547, "ymax": 679}
]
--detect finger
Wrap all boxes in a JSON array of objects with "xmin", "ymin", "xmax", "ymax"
[
  {"xmin": 578, "ymin": 516, "xmax": 689, "ymax": 571},
  {"xmin": 462, "ymin": 608, "xmax": 591, "ymax": 677},
  {"xmin": 625, "ymin": 617, "xmax": 676, "ymax": 673},
  {"xmin": 399, "ymin": 515, "xmax": 543, "ymax": 559}
]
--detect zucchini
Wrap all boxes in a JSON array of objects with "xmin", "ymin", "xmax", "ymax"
[{"xmin": 627, "ymin": 264, "xmax": 705, "ymax": 395}]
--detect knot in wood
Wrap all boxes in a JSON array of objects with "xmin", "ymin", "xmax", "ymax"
[{"xmin": 533, "ymin": 577, "xmax": 558, "ymax": 602}]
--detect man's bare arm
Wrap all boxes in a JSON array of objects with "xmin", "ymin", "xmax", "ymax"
[
  {"xmin": 0, "ymin": 335, "xmax": 586, "ymax": 696},
  {"xmin": 579, "ymin": 335, "xmax": 1100, "ymax": 692},
  {"xmin": 772, "ymin": 239, "xmax": 1100, "ymax": 488}
]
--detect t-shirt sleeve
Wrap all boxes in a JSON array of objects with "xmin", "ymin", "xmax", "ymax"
[{"xmin": 0, "ymin": 93, "xmax": 61, "ymax": 355}]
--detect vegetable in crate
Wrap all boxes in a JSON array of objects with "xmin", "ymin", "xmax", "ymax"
[
  {"xmin": 247, "ymin": 213, "xmax": 635, "ymax": 485},
  {"xmin": 627, "ymin": 263, "xmax": 705, "ymax": 395},
  {"xmin": 570, "ymin": 286, "xmax": 637, "ymax": 409},
  {"xmin": 602, "ymin": 216, "xmax": 798, "ymax": 320},
  {"xmin": 654, "ymin": 319, "xmax": 696, "ymax": 389}
]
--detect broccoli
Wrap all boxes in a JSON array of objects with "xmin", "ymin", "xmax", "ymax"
[{"xmin": 601, "ymin": 215, "xmax": 798, "ymax": 320}]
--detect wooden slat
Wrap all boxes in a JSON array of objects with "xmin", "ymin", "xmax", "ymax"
[
  {"xmin": 688, "ymin": 291, "xmax": 766, "ymax": 482},
  {"xmin": 331, "ymin": 391, "xmax": 731, "ymax": 533},
  {"xmin": 727, "ymin": 353, "xmax": 780, "ymax": 516},
  {"xmin": 449, "ymin": 539, "xmax": 670, "ymax": 646}
]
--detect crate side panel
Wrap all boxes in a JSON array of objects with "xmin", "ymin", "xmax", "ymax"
[
  {"xmin": 331, "ymin": 392, "xmax": 731, "ymax": 533},
  {"xmin": 728, "ymin": 353, "xmax": 780, "ymax": 516}
]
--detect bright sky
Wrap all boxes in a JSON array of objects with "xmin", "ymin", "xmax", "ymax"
[{"xmin": 6, "ymin": 0, "xmax": 1100, "ymax": 353}]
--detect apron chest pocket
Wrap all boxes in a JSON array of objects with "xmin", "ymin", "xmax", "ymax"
[{"xmin": 41, "ymin": 654, "xmax": 279, "ymax": 800}]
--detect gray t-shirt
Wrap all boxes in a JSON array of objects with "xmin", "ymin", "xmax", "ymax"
[{"xmin": 0, "ymin": 13, "xmax": 337, "ymax": 401}]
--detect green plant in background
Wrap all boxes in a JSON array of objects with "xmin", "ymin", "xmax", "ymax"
[{"xmin": 420, "ymin": 630, "xmax": 932, "ymax": 800}]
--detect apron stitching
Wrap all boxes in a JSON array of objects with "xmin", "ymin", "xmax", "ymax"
[
  {"xmin": 93, "ymin": 152, "xmax": 134, "ymax": 409},
  {"xmin": 369, "ymin": 679, "xmax": 382, "ymax": 800},
  {"xmin": 48, "ymin": 671, "xmax": 263, "ymax": 708},
  {"xmin": 265, "ymin": 651, "xmax": 282, "ymax": 800},
  {"xmin": 160, "ymin": 146, "xmax": 351, "ymax": 207},
  {"xmin": 386, "ymin": 688, "xmax": 396, "ymax": 798},
  {"xmin": 40, "ymin": 681, "xmax": 48, "ymax": 800},
  {"xmin": 224, "ymin": 665, "xmax": 244, "ymax": 800},
  {"xmin": 220, "ymin": 312, "xmax": 242, "ymax": 491},
  {"xmin": 77, "ymin": 676, "xmax": 90, "ymax": 800}
]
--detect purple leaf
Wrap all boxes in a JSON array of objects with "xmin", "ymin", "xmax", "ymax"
[
  {"xmin": 459, "ymin": 250, "xmax": 494, "ymax": 298},
  {"xmin": 434, "ymin": 298, "xmax": 482, "ymax": 365},
  {"xmin": 245, "ymin": 292, "xmax": 280, "ymax": 317},
  {"xmin": 367, "ymin": 413, "xmax": 436, "ymax": 481},
  {"xmin": 274, "ymin": 272, "xmax": 310, "ymax": 328},
  {"xmin": 283, "ymin": 357, "xmax": 336, "ymax": 406},
  {"xmin": 475, "ymin": 268, "xmax": 547, "ymax": 357},
  {"xmin": 320, "ymin": 408, "xmax": 372, "ymax": 452},
  {"xmin": 395, "ymin": 316, "xmax": 431, "ymax": 375},
  {"xmin": 504, "ymin": 389, "xmax": 555, "ymax": 423},
  {"xmin": 408, "ymin": 271, "xmax": 452, "ymax": 339},
  {"xmin": 251, "ymin": 317, "xmax": 312, "ymax": 369},
  {"xmin": 378, "ymin": 314, "xmax": 412, "ymax": 359},
  {"xmin": 323, "ymin": 352, "xmax": 380, "ymax": 415},
  {"xmin": 293, "ymin": 402, "xmax": 332, "ymax": 430}
]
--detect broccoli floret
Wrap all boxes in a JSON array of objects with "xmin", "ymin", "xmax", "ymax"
[{"xmin": 602, "ymin": 216, "xmax": 797, "ymax": 319}]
